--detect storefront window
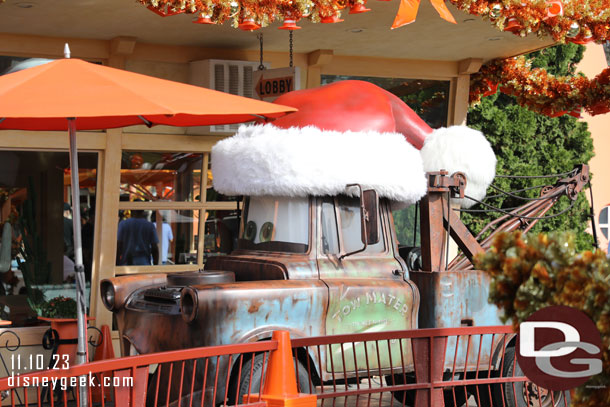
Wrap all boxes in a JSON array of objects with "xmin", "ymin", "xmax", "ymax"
[
  {"xmin": 204, "ymin": 210, "xmax": 239, "ymax": 260},
  {"xmin": 117, "ymin": 151, "xmax": 240, "ymax": 269},
  {"xmin": 120, "ymin": 152, "xmax": 203, "ymax": 202},
  {"xmin": 205, "ymin": 154, "xmax": 240, "ymax": 259},
  {"xmin": 321, "ymin": 75, "xmax": 450, "ymax": 128},
  {"xmin": 116, "ymin": 209, "xmax": 200, "ymax": 265},
  {"xmin": 0, "ymin": 56, "xmax": 27, "ymax": 75},
  {"xmin": 0, "ymin": 151, "xmax": 98, "ymax": 327}
]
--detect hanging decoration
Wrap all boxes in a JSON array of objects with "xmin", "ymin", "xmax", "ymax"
[
  {"xmin": 470, "ymin": 56, "xmax": 610, "ymax": 117},
  {"xmin": 147, "ymin": 3, "xmax": 186, "ymax": 16},
  {"xmin": 445, "ymin": 0, "xmax": 610, "ymax": 44},
  {"xmin": 141, "ymin": 0, "xmax": 610, "ymax": 44},
  {"xmin": 392, "ymin": 0, "xmax": 456, "ymax": 29}
]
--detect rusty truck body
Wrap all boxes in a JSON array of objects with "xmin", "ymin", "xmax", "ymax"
[
  {"xmin": 101, "ymin": 81, "xmax": 588, "ymax": 407},
  {"xmin": 101, "ymin": 165, "xmax": 587, "ymax": 407}
]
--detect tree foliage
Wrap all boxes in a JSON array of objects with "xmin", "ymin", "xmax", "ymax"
[
  {"xmin": 464, "ymin": 43, "xmax": 595, "ymax": 251},
  {"xmin": 476, "ymin": 231, "xmax": 609, "ymax": 406}
]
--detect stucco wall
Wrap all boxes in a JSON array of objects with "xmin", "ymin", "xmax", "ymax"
[{"xmin": 579, "ymin": 44, "xmax": 610, "ymax": 251}]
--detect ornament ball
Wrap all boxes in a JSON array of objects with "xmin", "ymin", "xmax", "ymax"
[
  {"xmin": 566, "ymin": 21, "xmax": 580, "ymax": 37},
  {"xmin": 230, "ymin": 1, "xmax": 239, "ymax": 15},
  {"xmin": 489, "ymin": 4, "xmax": 502, "ymax": 19}
]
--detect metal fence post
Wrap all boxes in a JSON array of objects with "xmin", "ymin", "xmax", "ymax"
[{"xmin": 412, "ymin": 335, "xmax": 447, "ymax": 407}]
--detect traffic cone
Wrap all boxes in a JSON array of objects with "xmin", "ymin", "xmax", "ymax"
[
  {"xmin": 246, "ymin": 330, "xmax": 316, "ymax": 407},
  {"xmin": 91, "ymin": 325, "xmax": 115, "ymax": 403},
  {"xmin": 93, "ymin": 325, "xmax": 115, "ymax": 361}
]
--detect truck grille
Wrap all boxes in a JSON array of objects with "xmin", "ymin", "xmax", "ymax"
[{"xmin": 127, "ymin": 286, "xmax": 182, "ymax": 315}]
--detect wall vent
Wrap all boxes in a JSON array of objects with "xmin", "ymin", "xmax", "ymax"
[{"xmin": 188, "ymin": 59, "xmax": 267, "ymax": 134}]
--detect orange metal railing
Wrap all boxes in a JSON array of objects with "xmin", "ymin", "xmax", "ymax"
[
  {"xmin": 290, "ymin": 326, "xmax": 569, "ymax": 407},
  {"xmin": 0, "ymin": 326, "xmax": 569, "ymax": 407}
]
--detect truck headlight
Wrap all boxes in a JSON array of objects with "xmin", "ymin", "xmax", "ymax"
[
  {"xmin": 180, "ymin": 287, "xmax": 198, "ymax": 323},
  {"xmin": 100, "ymin": 281, "xmax": 116, "ymax": 311}
]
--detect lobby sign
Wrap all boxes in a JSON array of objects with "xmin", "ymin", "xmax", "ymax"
[{"xmin": 253, "ymin": 67, "xmax": 300, "ymax": 102}]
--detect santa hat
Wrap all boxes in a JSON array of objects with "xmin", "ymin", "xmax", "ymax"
[{"xmin": 212, "ymin": 80, "xmax": 496, "ymax": 208}]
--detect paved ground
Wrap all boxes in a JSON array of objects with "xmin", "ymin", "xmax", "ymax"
[{"xmin": 316, "ymin": 381, "xmax": 478, "ymax": 407}]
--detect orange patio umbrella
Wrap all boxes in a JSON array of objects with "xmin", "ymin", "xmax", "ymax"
[{"xmin": 0, "ymin": 46, "xmax": 296, "ymax": 381}]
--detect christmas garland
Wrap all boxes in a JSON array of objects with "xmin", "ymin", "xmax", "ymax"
[
  {"xmin": 142, "ymin": 0, "xmax": 355, "ymax": 29},
  {"xmin": 476, "ymin": 231, "xmax": 610, "ymax": 407},
  {"xmin": 448, "ymin": 0, "xmax": 610, "ymax": 44},
  {"xmin": 469, "ymin": 56, "xmax": 610, "ymax": 117},
  {"xmin": 141, "ymin": 0, "xmax": 610, "ymax": 44}
]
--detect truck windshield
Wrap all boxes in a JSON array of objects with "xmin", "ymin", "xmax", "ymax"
[{"xmin": 238, "ymin": 196, "xmax": 310, "ymax": 253}]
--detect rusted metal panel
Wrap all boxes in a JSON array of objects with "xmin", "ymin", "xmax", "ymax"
[
  {"xmin": 205, "ymin": 256, "xmax": 287, "ymax": 280},
  {"xmin": 409, "ymin": 270, "xmax": 505, "ymax": 372},
  {"xmin": 114, "ymin": 279, "xmax": 327, "ymax": 406},
  {"xmin": 419, "ymin": 193, "xmax": 446, "ymax": 272}
]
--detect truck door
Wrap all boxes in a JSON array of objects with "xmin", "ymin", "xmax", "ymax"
[{"xmin": 317, "ymin": 196, "xmax": 418, "ymax": 374}]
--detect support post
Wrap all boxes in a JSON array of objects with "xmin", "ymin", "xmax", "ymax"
[{"xmin": 68, "ymin": 118, "xmax": 89, "ymax": 407}]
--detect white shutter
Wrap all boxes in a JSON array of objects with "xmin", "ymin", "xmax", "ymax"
[{"xmin": 188, "ymin": 60, "xmax": 266, "ymax": 135}]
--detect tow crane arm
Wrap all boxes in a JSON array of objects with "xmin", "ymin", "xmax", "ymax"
[{"xmin": 417, "ymin": 164, "xmax": 590, "ymax": 272}]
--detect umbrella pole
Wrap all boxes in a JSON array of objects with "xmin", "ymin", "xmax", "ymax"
[{"xmin": 69, "ymin": 118, "xmax": 89, "ymax": 407}]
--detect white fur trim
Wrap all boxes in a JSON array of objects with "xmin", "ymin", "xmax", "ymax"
[
  {"xmin": 420, "ymin": 126, "xmax": 496, "ymax": 208},
  {"xmin": 211, "ymin": 124, "xmax": 427, "ymax": 206}
]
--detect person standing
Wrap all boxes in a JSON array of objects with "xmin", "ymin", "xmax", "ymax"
[
  {"xmin": 154, "ymin": 216, "xmax": 174, "ymax": 264},
  {"xmin": 116, "ymin": 210, "xmax": 159, "ymax": 265}
]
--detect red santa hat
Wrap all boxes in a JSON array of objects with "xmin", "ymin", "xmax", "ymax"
[{"xmin": 211, "ymin": 80, "xmax": 496, "ymax": 208}]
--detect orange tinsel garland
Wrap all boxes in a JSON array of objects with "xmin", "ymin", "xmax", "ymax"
[
  {"xmin": 470, "ymin": 56, "xmax": 610, "ymax": 117},
  {"xmin": 143, "ymin": 0, "xmax": 610, "ymax": 41},
  {"xmin": 448, "ymin": 0, "xmax": 610, "ymax": 44}
]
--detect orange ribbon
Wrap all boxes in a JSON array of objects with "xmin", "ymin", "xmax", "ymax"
[{"xmin": 392, "ymin": 0, "xmax": 456, "ymax": 29}]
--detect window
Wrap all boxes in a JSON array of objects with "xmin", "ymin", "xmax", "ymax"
[
  {"xmin": 0, "ymin": 56, "xmax": 27, "ymax": 74},
  {"xmin": 117, "ymin": 152, "xmax": 240, "ymax": 268},
  {"xmin": 120, "ymin": 151, "xmax": 203, "ymax": 202},
  {"xmin": 321, "ymin": 198, "xmax": 339, "ymax": 254},
  {"xmin": 599, "ymin": 206, "xmax": 610, "ymax": 239},
  {"xmin": 321, "ymin": 75, "xmax": 451, "ymax": 128},
  {"xmin": 337, "ymin": 196, "xmax": 384, "ymax": 254},
  {"xmin": 392, "ymin": 204, "xmax": 421, "ymax": 247},
  {"xmin": 116, "ymin": 209, "xmax": 200, "ymax": 265},
  {"xmin": 238, "ymin": 196, "xmax": 309, "ymax": 253},
  {"xmin": 320, "ymin": 196, "xmax": 384, "ymax": 256},
  {"xmin": 0, "ymin": 150, "xmax": 98, "ymax": 326}
]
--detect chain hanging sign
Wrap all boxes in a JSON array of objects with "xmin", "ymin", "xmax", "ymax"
[{"xmin": 253, "ymin": 67, "xmax": 300, "ymax": 102}]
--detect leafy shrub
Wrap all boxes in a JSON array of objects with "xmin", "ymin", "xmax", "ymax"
[{"xmin": 476, "ymin": 231, "xmax": 609, "ymax": 406}]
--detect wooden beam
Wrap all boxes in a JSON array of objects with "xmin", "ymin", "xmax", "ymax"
[
  {"xmin": 111, "ymin": 36, "xmax": 137, "ymax": 56},
  {"xmin": 0, "ymin": 130, "xmax": 106, "ymax": 150},
  {"xmin": 450, "ymin": 74, "xmax": 471, "ymax": 126},
  {"xmin": 121, "ymin": 133, "xmax": 223, "ymax": 152},
  {"xmin": 90, "ymin": 128, "xmax": 122, "ymax": 328},
  {"xmin": 0, "ymin": 33, "xmax": 108, "ymax": 61},
  {"xmin": 458, "ymin": 58, "xmax": 483, "ymax": 75},
  {"xmin": 307, "ymin": 49, "xmax": 333, "ymax": 67},
  {"xmin": 118, "ymin": 201, "xmax": 241, "ymax": 210},
  {"xmin": 323, "ymin": 56, "xmax": 458, "ymax": 80},
  {"xmin": 116, "ymin": 264, "xmax": 198, "ymax": 275}
]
